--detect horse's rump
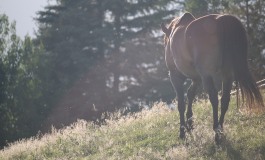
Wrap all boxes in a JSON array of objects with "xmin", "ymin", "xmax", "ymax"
[{"xmin": 185, "ymin": 15, "xmax": 222, "ymax": 78}]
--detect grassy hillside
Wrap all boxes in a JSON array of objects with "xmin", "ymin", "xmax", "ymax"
[{"xmin": 1, "ymin": 97, "xmax": 265, "ymax": 160}]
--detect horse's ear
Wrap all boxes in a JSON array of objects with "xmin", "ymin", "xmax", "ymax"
[
  {"xmin": 180, "ymin": 12, "xmax": 195, "ymax": 23},
  {"xmin": 183, "ymin": 12, "xmax": 194, "ymax": 18},
  {"xmin": 161, "ymin": 23, "xmax": 170, "ymax": 37}
]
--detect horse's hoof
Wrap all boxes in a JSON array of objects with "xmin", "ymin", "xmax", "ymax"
[
  {"xmin": 179, "ymin": 133, "xmax": 185, "ymax": 139},
  {"xmin": 215, "ymin": 132, "xmax": 222, "ymax": 145},
  {"xmin": 179, "ymin": 126, "xmax": 186, "ymax": 139},
  {"xmin": 214, "ymin": 126, "xmax": 223, "ymax": 145},
  {"xmin": 186, "ymin": 118, "xmax": 194, "ymax": 132}
]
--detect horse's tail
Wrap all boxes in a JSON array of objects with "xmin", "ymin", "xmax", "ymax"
[{"xmin": 218, "ymin": 15, "xmax": 264, "ymax": 108}]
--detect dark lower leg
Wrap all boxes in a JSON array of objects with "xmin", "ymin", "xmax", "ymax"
[
  {"xmin": 203, "ymin": 76, "xmax": 222, "ymax": 145},
  {"xmin": 178, "ymin": 91, "xmax": 186, "ymax": 138},
  {"xmin": 169, "ymin": 70, "xmax": 186, "ymax": 139},
  {"xmin": 186, "ymin": 80, "xmax": 199, "ymax": 130},
  {"xmin": 203, "ymin": 77, "xmax": 219, "ymax": 130},
  {"xmin": 210, "ymin": 91, "xmax": 219, "ymax": 130},
  {"xmin": 219, "ymin": 81, "xmax": 232, "ymax": 128}
]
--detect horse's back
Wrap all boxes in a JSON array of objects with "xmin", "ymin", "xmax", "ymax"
[{"xmin": 186, "ymin": 14, "xmax": 220, "ymax": 37}]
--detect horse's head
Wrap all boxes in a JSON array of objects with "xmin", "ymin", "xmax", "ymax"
[{"xmin": 161, "ymin": 12, "xmax": 195, "ymax": 46}]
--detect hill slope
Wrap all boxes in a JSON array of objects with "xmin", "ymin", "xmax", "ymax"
[{"xmin": 1, "ymin": 98, "xmax": 265, "ymax": 160}]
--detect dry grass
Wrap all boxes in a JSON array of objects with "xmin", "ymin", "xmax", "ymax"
[{"xmin": 1, "ymin": 99, "xmax": 265, "ymax": 160}]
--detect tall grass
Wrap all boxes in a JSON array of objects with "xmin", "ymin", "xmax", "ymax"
[{"xmin": 1, "ymin": 97, "xmax": 265, "ymax": 160}]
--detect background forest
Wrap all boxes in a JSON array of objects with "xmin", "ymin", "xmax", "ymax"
[{"xmin": 1, "ymin": 0, "xmax": 265, "ymax": 147}]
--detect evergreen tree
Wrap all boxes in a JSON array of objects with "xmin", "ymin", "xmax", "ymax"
[
  {"xmin": 185, "ymin": 0, "xmax": 208, "ymax": 17},
  {"xmin": 36, "ymin": 0, "xmax": 181, "ymax": 128}
]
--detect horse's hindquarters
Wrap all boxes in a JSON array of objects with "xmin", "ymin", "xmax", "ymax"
[{"xmin": 186, "ymin": 15, "xmax": 222, "ymax": 79}]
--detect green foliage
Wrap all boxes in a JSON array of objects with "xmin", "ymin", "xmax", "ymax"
[
  {"xmin": 1, "ymin": 97, "xmax": 265, "ymax": 159},
  {"xmin": 0, "ymin": 14, "xmax": 22, "ymax": 146},
  {"xmin": 185, "ymin": 0, "xmax": 208, "ymax": 17},
  {"xmin": 0, "ymin": 14, "xmax": 47, "ymax": 147}
]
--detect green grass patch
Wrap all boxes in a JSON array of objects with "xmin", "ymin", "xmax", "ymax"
[{"xmin": 1, "ymin": 98, "xmax": 265, "ymax": 159}]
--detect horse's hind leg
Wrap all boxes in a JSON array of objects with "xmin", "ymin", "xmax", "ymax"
[
  {"xmin": 203, "ymin": 76, "xmax": 219, "ymax": 129},
  {"xmin": 186, "ymin": 79, "xmax": 200, "ymax": 131},
  {"xmin": 202, "ymin": 76, "xmax": 220, "ymax": 144},
  {"xmin": 169, "ymin": 70, "xmax": 186, "ymax": 139},
  {"xmin": 219, "ymin": 78, "xmax": 232, "ymax": 129}
]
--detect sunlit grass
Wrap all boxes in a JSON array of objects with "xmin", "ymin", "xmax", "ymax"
[{"xmin": 1, "ymin": 96, "xmax": 265, "ymax": 160}]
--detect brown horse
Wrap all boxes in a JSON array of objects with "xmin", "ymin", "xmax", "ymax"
[{"xmin": 161, "ymin": 12, "xmax": 264, "ymax": 144}]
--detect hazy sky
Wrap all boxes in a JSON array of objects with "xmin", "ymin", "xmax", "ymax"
[{"xmin": 0, "ymin": 0, "xmax": 53, "ymax": 38}]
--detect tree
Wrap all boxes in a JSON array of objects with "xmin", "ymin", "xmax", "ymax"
[
  {"xmin": 185, "ymin": 0, "xmax": 208, "ymax": 17},
  {"xmin": 36, "ymin": 0, "xmax": 181, "ymax": 129},
  {"xmin": 0, "ymin": 14, "xmax": 22, "ymax": 146},
  {"xmin": 0, "ymin": 14, "xmax": 46, "ymax": 147}
]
